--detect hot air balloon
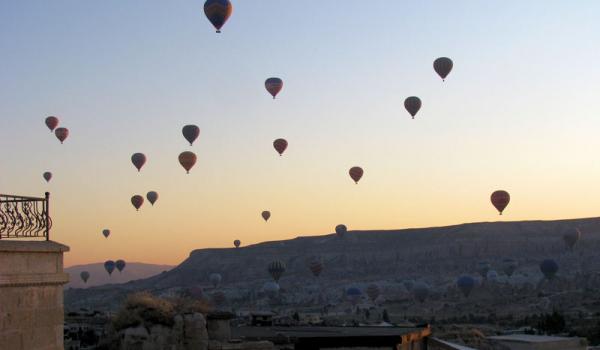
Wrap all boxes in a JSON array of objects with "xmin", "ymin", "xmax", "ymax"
[
  {"xmin": 80, "ymin": 271, "xmax": 90, "ymax": 283},
  {"xmin": 273, "ymin": 138, "xmax": 288, "ymax": 156},
  {"xmin": 147, "ymin": 191, "xmax": 159, "ymax": 206},
  {"xmin": 209, "ymin": 273, "xmax": 222, "ymax": 288},
  {"xmin": 45, "ymin": 116, "xmax": 59, "ymax": 132},
  {"xmin": 182, "ymin": 125, "xmax": 200, "ymax": 146},
  {"xmin": 131, "ymin": 153, "xmax": 146, "ymax": 172},
  {"xmin": 366, "ymin": 284, "xmax": 380, "ymax": 302},
  {"xmin": 102, "ymin": 229, "xmax": 110, "ymax": 238},
  {"xmin": 104, "ymin": 260, "xmax": 115, "ymax": 275},
  {"xmin": 263, "ymin": 281, "xmax": 280, "ymax": 298},
  {"xmin": 404, "ymin": 96, "xmax": 422, "ymax": 119},
  {"xmin": 502, "ymin": 258, "xmax": 518, "ymax": 277},
  {"xmin": 308, "ymin": 258, "xmax": 324, "ymax": 277},
  {"xmin": 261, "ymin": 211, "xmax": 271, "ymax": 222},
  {"xmin": 43, "ymin": 172, "xmax": 52, "ymax": 182},
  {"xmin": 116, "ymin": 259, "xmax": 126, "ymax": 273},
  {"xmin": 346, "ymin": 287, "xmax": 362, "ymax": 305},
  {"xmin": 486, "ymin": 270, "xmax": 499, "ymax": 282},
  {"xmin": 234, "ymin": 239, "xmax": 241, "ymax": 248},
  {"xmin": 265, "ymin": 78, "xmax": 283, "ymax": 99},
  {"xmin": 212, "ymin": 290, "xmax": 226, "ymax": 305},
  {"xmin": 349, "ymin": 166, "xmax": 363, "ymax": 184},
  {"xmin": 55, "ymin": 127, "xmax": 69, "ymax": 144},
  {"xmin": 477, "ymin": 261, "xmax": 491, "ymax": 279},
  {"xmin": 433, "ymin": 57, "xmax": 453, "ymax": 81},
  {"xmin": 131, "ymin": 195, "xmax": 144, "ymax": 211},
  {"xmin": 540, "ymin": 259, "xmax": 559, "ymax": 280},
  {"xmin": 456, "ymin": 275, "xmax": 475, "ymax": 297},
  {"xmin": 204, "ymin": 0, "xmax": 233, "ymax": 33},
  {"xmin": 188, "ymin": 286, "xmax": 205, "ymax": 300},
  {"xmin": 178, "ymin": 151, "xmax": 197, "ymax": 174},
  {"xmin": 335, "ymin": 224, "xmax": 347, "ymax": 238},
  {"xmin": 268, "ymin": 260, "xmax": 286, "ymax": 282},
  {"xmin": 412, "ymin": 282, "xmax": 430, "ymax": 303},
  {"xmin": 563, "ymin": 228, "xmax": 581, "ymax": 250},
  {"xmin": 491, "ymin": 190, "xmax": 510, "ymax": 215}
]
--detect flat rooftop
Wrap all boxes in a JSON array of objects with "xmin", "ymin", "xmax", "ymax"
[
  {"xmin": 488, "ymin": 334, "xmax": 580, "ymax": 343},
  {"xmin": 233, "ymin": 325, "xmax": 431, "ymax": 348}
]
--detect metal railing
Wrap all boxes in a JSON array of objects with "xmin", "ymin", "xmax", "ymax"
[{"xmin": 0, "ymin": 193, "xmax": 51, "ymax": 240}]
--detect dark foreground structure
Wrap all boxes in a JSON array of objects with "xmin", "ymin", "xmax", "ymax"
[{"xmin": 233, "ymin": 325, "xmax": 432, "ymax": 350}]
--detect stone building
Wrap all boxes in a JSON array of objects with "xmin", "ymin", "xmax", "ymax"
[{"xmin": 0, "ymin": 240, "xmax": 70, "ymax": 350}]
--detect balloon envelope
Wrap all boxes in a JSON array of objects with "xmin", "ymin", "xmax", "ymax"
[
  {"xmin": 265, "ymin": 77, "xmax": 283, "ymax": 98},
  {"xmin": 563, "ymin": 228, "xmax": 581, "ymax": 250},
  {"xmin": 491, "ymin": 190, "xmax": 510, "ymax": 214},
  {"xmin": 366, "ymin": 284, "xmax": 380, "ymax": 302},
  {"xmin": 457, "ymin": 275, "xmax": 475, "ymax": 297},
  {"xmin": 209, "ymin": 273, "xmax": 222, "ymax": 288},
  {"xmin": 182, "ymin": 125, "xmax": 200, "ymax": 146},
  {"xmin": 540, "ymin": 259, "xmax": 559, "ymax": 280},
  {"xmin": 45, "ymin": 116, "xmax": 59, "ymax": 132},
  {"xmin": 349, "ymin": 167, "xmax": 363, "ymax": 184},
  {"xmin": 261, "ymin": 211, "xmax": 271, "ymax": 222},
  {"xmin": 102, "ymin": 229, "xmax": 110, "ymax": 238},
  {"xmin": 204, "ymin": 0, "xmax": 233, "ymax": 33},
  {"xmin": 104, "ymin": 260, "xmax": 115, "ymax": 275},
  {"xmin": 131, "ymin": 153, "xmax": 146, "ymax": 172},
  {"xmin": 433, "ymin": 57, "xmax": 453, "ymax": 81},
  {"xmin": 268, "ymin": 260, "xmax": 286, "ymax": 282},
  {"xmin": 234, "ymin": 239, "xmax": 241, "ymax": 248},
  {"xmin": 43, "ymin": 172, "xmax": 52, "ymax": 182},
  {"xmin": 178, "ymin": 151, "xmax": 197, "ymax": 173},
  {"xmin": 335, "ymin": 224, "xmax": 347, "ymax": 238},
  {"xmin": 346, "ymin": 287, "xmax": 362, "ymax": 304},
  {"xmin": 308, "ymin": 258, "xmax": 324, "ymax": 277},
  {"xmin": 131, "ymin": 195, "xmax": 144, "ymax": 211},
  {"xmin": 404, "ymin": 96, "xmax": 422, "ymax": 118},
  {"xmin": 55, "ymin": 127, "xmax": 69, "ymax": 144},
  {"xmin": 116, "ymin": 259, "xmax": 126, "ymax": 272},
  {"xmin": 147, "ymin": 191, "xmax": 159, "ymax": 206},
  {"xmin": 273, "ymin": 138, "xmax": 288, "ymax": 156},
  {"xmin": 80, "ymin": 271, "xmax": 90, "ymax": 283},
  {"xmin": 502, "ymin": 258, "xmax": 518, "ymax": 277},
  {"xmin": 263, "ymin": 281, "xmax": 280, "ymax": 298},
  {"xmin": 413, "ymin": 282, "xmax": 430, "ymax": 303}
]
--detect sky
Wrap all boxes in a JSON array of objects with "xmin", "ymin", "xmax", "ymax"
[{"xmin": 2, "ymin": 1, "xmax": 600, "ymax": 267}]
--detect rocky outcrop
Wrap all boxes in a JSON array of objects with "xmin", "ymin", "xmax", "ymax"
[{"xmin": 119, "ymin": 312, "xmax": 208, "ymax": 350}]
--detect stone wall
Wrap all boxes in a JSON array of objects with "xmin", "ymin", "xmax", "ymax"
[{"xmin": 0, "ymin": 240, "xmax": 70, "ymax": 350}]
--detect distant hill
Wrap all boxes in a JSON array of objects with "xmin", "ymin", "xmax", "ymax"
[
  {"xmin": 65, "ymin": 262, "xmax": 173, "ymax": 289},
  {"xmin": 65, "ymin": 217, "xmax": 600, "ymax": 311}
]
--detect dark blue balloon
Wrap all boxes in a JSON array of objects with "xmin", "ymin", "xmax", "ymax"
[
  {"xmin": 540, "ymin": 259, "xmax": 559, "ymax": 280},
  {"xmin": 457, "ymin": 275, "xmax": 476, "ymax": 297}
]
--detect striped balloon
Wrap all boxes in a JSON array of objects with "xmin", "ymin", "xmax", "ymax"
[{"xmin": 268, "ymin": 260, "xmax": 286, "ymax": 282}]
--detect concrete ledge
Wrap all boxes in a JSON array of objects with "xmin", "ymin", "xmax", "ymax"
[
  {"xmin": 0, "ymin": 272, "xmax": 69, "ymax": 287},
  {"xmin": 0, "ymin": 240, "xmax": 69, "ymax": 253}
]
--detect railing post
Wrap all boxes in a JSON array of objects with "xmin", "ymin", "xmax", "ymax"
[{"xmin": 45, "ymin": 192, "xmax": 50, "ymax": 241}]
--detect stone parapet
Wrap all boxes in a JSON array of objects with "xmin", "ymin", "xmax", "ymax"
[{"xmin": 0, "ymin": 240, "xmax": 70, "ymax": 350}]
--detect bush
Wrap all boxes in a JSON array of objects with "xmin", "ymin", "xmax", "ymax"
[{"xmin": 112, "ymin": 292, "xmax": 211, "ymax": 332}]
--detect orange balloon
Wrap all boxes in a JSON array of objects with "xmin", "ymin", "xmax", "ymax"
[{"xmin": 179, "ymin": 151, "xmax": 197, "ymax": 174}]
